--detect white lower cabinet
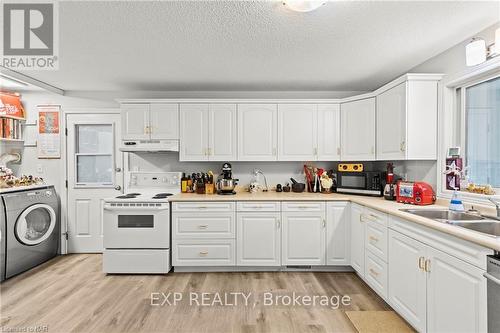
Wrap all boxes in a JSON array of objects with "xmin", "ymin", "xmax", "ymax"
[
  {"xmin": 388, "ymin": 228, "xmax": 487, "ymax": 333},
  {"xmin": 388, "ymin": 230, "xmax": 427, "ymax": 332},
  {"xmin": 326, "ymin": 202, "xmax": 350, "ymax": 265},
  {"xmin": 426, "ymin": 247, "xmax": 487, "ymax": 333},
  {"xmin": 282, "ymin": 209, "xmax": 326, "ymax": 266},
  {"xmin": 350, "ymin": 203, "xmax": 365, "ymax": 276},
  {"xmin": 237, "ymin": 212, "xmax": 281, "ymax": 266},
  {"xmin": 365, "ymin": 250, "xmax": 388, "ymax": 299},
  {"xmin": 173, "ymin": 239, "xmax": 235, "ymax": 266}
]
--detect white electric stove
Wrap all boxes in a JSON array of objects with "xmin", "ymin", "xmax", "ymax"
[{"xmin": 102, "ymin": 172, "xmax": 181, "ymax": 274}]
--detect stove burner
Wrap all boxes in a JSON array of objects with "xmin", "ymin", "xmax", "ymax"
[
  {"xmin": 152, "ymin": 193, "xmax": 173, "ymax": 199},
  {"xmin": 127, "ymin": 193, "xmax": 141, "ymax": 196}
]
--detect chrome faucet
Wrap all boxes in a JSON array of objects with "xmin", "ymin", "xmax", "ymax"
[
  {"xmin": 488, "ymin": 198, "xmax": 500, "ymax": 218},
  {"xmin": 253, "ymin": 168, "xmax": 269, "ymax": 192}
]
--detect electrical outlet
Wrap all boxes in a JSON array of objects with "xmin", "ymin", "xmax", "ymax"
[{"xmin": 36, "ymin": 164, "xmax": 43, "ymax": 174}]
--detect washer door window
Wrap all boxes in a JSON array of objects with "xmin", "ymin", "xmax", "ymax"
[{"xmin": 16, "ymin": 204, "xmax": 57, "ymax": 245}]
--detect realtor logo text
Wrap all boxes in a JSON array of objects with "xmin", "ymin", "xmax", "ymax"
[{"xmin": 151, "ymin": 292, "xmax": 351, "ymax": 310}]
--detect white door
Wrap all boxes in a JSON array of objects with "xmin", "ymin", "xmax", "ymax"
[
  {"xmin": 318, "ymin": 104, "xmax": 341, "ymax": 161},
  {"xmin": 179, "ymin": 104, "xmax": 209, "ymax": 161},
  {"xmin": 350, "ymin": 203, "xmax": 365, "ymax": 275},
  {"xmin": 376, "ymin": 82, "xmax": 407, "ymax": 160},
  {"xmin": 282, "ymin": 211, "xmax": 325, "ymax": 265},
  {"xmin": 238, "ymin": 104, "xmax": 277, "ymax": 161},
  {"xmin": 150, "ymin": 103, "xmax": 179, "ymax": 140},
  {"xmin": 426, "ymin": 247, "xmax": 487, "ymax": 333},
  {"xmin": 278, "ymin": 104, "xmax": 317, "ymax": 161},
  {"xmin": 237, "ymin": 212, "xmax": 281, "ymax": 266},
  {"xmin": 388, "ymin": 230, "xmax": 427, "ymax": 333},
  {"xmin": 209, "ymin": 104, "xmax": 237, "ymax": 161},
  {"xmin": 326, "ymin": 202, "xmax": 350, "ymax": 265},
  {"xmin": 66, "ymin": 113, "xmax": 123, "ymax": 253},
  {"xmin": 341, "ymin": 98, "xmax": 376, "ymax": 161},
  {"xmin": 121, "ymin": 103, "xmax": 150, "ymax": 140}
]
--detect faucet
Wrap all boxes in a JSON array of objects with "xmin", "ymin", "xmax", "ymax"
[
  {"xmin": 252, "ymin": 168, "xmax": 269, "ymax": 192},
  {"xmin": 488, "ymin": 198, "xmax": 500, "ymax": 218}
]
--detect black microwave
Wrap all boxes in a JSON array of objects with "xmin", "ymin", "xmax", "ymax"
[{"xmin": 336, "ymin": 171, "xmax": 384, "ymax": 196}]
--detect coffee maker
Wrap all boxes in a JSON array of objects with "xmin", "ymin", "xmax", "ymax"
[
  {"xmin": 216, "ymin": 163, "xmax": 238, "ymax": 195},
  {"xmin": 384, "ymin": 162, "xmax": 398, "ymax": 200}
]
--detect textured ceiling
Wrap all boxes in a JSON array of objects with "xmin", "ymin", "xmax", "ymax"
[{"xmin": 17, "ymin": 0, "xmax": 500, "ymax": 92}]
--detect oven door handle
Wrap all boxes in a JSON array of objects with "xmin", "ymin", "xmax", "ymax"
[
  {"xmin": 103, "ymin": 205, "xmax": 169, "ymax": 211},
  {"xmin": 483, "ymin": 272, "xmax": 500, "ymax": 286}
]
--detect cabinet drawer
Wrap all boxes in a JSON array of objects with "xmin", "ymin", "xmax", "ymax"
[
  {"xmin": 173, "ymin": 239, "xmax": 235, "ymax": 266},
  {"xmin": 172, "ymin": 212, "xmax": 235, "ymax": 239},
  {"xmin": 237, "ymin": 201, "xmax": 280, "ymax": 212},
  {"xmin": 365, "ymin": 220, "xmax": 388, "ymax": 262},
  {"xmin": 365, "ymin": 250, "xmax": 388, "ymax": 300},
  {"xmin": 363, "ymin": 208, "xmax": 388, "ymax": 226},
  {"xmin": 172, "ymin": 202, "xmax": 235, "ymax": 212},
  {"xmin": 282, "ymin": 202, "xmax": 325, "ymax": 212}
]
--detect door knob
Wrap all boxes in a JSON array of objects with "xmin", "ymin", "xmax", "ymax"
[
  {"xmin": 114, "ymin": 185, "xmax": 122, "ymax": 191},
  {"xmin": 115, "ymin": 167, "xmax": 122, "ymax": 172}
]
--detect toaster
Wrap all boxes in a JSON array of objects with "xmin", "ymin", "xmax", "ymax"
[{"xmin": 396, "ymin": 181, "xmax": 436, "ymax": 205}]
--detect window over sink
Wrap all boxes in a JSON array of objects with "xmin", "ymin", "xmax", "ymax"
[{"xmin": 462, "ymin": 76, "xmax": 500, "ymax": 189}]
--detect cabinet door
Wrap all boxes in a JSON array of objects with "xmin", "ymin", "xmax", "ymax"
[
  {"xmin": 150, "ymin": 103, "xmax": 179, "ymax": 140},
  {"xmin": 282, "ymin": 211, "xmax": 325, "ymax": 265},
  {"xmin": 238, "ymin": 104, "xmax": 277, "ymax": 161},
  {"xmin": 388, "ymin": 230, "xmax": 427, "ymax": 333},
  {"xmin": 318, "ymin": 104, "xmax": 341, "ymax": 161},
  {"xmin": 326, "ymin": 202, "xmax": 350, "ymax": 265},
  {"xmin": 179, "ymin": 104, "xmax": 209, "ymax": 161},
  {"xmin": 340, "ymin": 98, "xmax": 376, "ymax": 161},
  {"xmin": 278, "ymin": 104, "xmax": 317, "ymax": 161},
  {"xmin": 208, "ymin": 104, "xmax": 237, "ymax": 161},
  {"xmin": 237, "ymin": 212, "xmax": 281, "ymax": 266},
  {"xmin": 121, "ymin": 104, "xmax": 150, "ymax": 140},
  {"xmin": 350, "ymin": 203, "xmax": 365, "ymax": 276},
  {"xmin": 376, "ymin": 82, "xmax": 407, "ymax": 160},
  {"xmin": 426, "ymin": 247, "xmax": 487, "ymax": 333}
]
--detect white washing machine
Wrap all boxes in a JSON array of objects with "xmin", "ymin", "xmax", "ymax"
[{"xmin": 1, "ymin": 186, "xmax": 60, "ymax": 280}]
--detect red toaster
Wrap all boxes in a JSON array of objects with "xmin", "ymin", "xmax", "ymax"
[{"xmin": 396, "ymin": 181, "xmax": 436, "ymax": 205}]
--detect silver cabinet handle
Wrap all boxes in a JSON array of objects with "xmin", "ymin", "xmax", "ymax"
[
  {"xmin": 418, "ymin": 257, "xmax": 425, "ymax": 271},
  {"xmin": 400, "ymin": 140, "xmax": 406, "ymax": 152},
  {"xmin": 276, "ymin": 219, "xmax": 281, "ymax": 229},
  {"xmin": 484, "ymin": 272, "xmax": 500, "ymax": 286},
  {"xmin": 322, "ymin": 219, "xmax": 326, "ymax": 228},
  {"xmin": 369, "ymin": 268, "xmax": 379, "ymax": 277},
  {"xmin": 369, "ymin": 236, "xmax": 379, "ymax": 242},
  {"xmin": 199, "ymin": 251, "xmax": 208, "ymax": 256},
  {"xmin": 198, "ymin": 225, "xmax": 208, "ymax": 229}
]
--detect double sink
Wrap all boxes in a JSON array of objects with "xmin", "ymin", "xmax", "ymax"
[{"xmin": 400, "ymin": 209, "xmax": 500, "ymax": 237}]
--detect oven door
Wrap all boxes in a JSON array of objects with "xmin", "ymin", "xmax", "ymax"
[
  {"xmin": 337, "ymin": 172, "xmax": 367, "ymax": 191},
  {"xmin": 103, "ymin": 204, "xmax": 170, "ymax": 249}
]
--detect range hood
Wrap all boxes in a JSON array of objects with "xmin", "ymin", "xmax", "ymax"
[{"xmin": 120, "ymin": 140, "xmax": 179, "ymax": 152}]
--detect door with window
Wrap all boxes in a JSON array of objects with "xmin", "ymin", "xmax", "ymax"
[{"xmin": 66, "ymin": 113, "xmax": 122, "ymax": 253}]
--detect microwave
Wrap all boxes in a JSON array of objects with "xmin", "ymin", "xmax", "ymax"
[{"xmin": 336, "ymin": 171, "xmax": 384, "ymax": 196}]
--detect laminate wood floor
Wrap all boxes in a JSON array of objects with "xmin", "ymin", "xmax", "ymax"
[{"xmin": 1, "ymin": 254, "xmax": 392, "ymax": 333}]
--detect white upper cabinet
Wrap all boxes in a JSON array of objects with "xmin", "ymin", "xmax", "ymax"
[
  {"xmin": 318, "ymin": 104, "xmax": 341, "ymax": 161},
  {"xmin": 278, "ymin": 104, "xmax": 318, "ymax": 161},
  {"xmin": 180, "ymin": 104, "xmax": 209, "ymax": 161},
  {"xmin": 208, "ymin": 104, "xmax": 237, "ymax": 161},
  {"xmin": 376, "ymin": 82, "xmax": 407, "ymax": 160},
  {"xmin": 341, "ymin": 98, "xmax": 376, "ymax": 161},
  {"xmin": 238, "ymin": 104, "xmax": 278, "ymax": 161},
  {"xmin": 180, "ymin": 104, "xmax": 237, "ymax": 161},
  {"xmin": 121, "ymin": 104, "xmax": 150, "ymax": 140},
  {"xmin": 150, "ymin": 103, "xmax": 179, "ymax": 140},
  {"xmin": 121, "ymin": 103, "xmax": 179, "ymax": 141},
  {"xmin": 376, "ymin": 76, "xmax": 440, "ymax": 160}
]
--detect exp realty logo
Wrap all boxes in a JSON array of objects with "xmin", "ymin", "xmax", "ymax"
[{"xmin": 1, "ymin": 1, "xmax": 58, "ymax": 70}]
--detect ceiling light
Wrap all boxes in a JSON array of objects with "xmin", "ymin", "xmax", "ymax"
[
  {"xmin": 283, "ymin": 0, "xmax": 325, "ymax": 12},
  {"xmin": 465, "ymin": 38, "xmax": 487, "ymax": 66}
]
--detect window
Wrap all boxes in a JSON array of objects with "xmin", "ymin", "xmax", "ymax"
[
  {"xmin": 75, "ymin": 124, "xmax": 114, "ymax": 186},
  {"xmin": 464, "ymin": 76, "xmax": 500, "ymax": 188}
]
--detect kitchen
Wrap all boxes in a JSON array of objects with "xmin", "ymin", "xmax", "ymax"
[{"xmin": 0, "ymin": 1, "xmax": 500, "ymax": 333}]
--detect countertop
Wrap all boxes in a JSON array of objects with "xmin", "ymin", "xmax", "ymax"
[
  {"xmin": 0, "ymin": 184, "xmax": 51, "ymax": 194},
  {"xmin": 170, "ymin": 190, "xmax": 500, "ymax": 252}
]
